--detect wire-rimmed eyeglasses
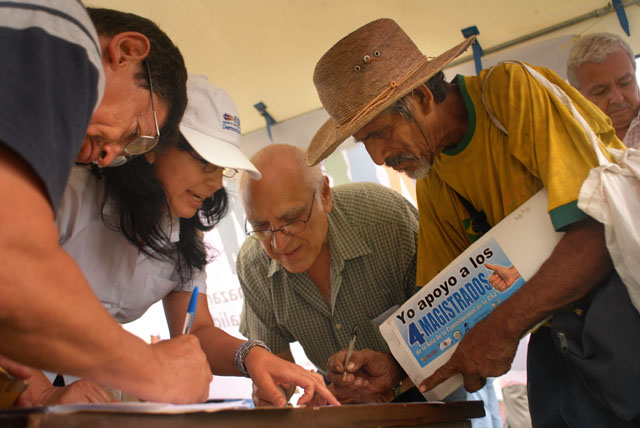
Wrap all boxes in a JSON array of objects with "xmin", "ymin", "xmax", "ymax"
[
  {"xmin": 245, "ymin": 190, "xmax": 316, "ymax": 241},
  {"xmin": 108, "ymin": 59, "xmax": 161, "ymax": 167}
]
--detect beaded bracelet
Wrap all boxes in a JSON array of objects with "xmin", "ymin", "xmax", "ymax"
[{"xmin": 234, "ymin": 339, "xmax": 271, "ymax": 378}]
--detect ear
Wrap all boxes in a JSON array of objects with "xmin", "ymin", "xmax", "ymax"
[
  {"xmin": 319, "ymin": 175, "xmax": 333, "ymax": 213},
  {"xmin": 105, "ymin": 31, "xmax": 151, "ymax": 71},
  {"xmin": 409, "ymin": 84, "xmax": 435, "ymax": 116}
]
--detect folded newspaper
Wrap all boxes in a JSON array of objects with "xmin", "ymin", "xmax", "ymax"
[{"xmin": 379, "ymin": 189, "xmax": 564, "ymax": 400}]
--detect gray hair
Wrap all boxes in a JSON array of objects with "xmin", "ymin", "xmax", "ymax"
[
  {"xmin": 566, "ymin": 32, "xmax": 636, "ymax": 89},
  {"xmin": 384, "ymin": 96, "xmax": 414, "ymax": 120},
  {"xmin": 384, "ymin": 71, "xmax": 450, "ymax": 118}
]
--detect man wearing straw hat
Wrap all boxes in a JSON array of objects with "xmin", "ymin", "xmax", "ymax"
[{"xmin": 306, "ymin": 18, "xmax": 632, "ymax": 427}]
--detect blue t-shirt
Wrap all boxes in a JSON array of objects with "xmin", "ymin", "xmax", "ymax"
[{"xmin": 0, "ymin": 0, "xmax": 104, "ymax": 211}]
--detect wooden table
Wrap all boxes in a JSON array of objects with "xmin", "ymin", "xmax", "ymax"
[{"xmin": 1, "ymin": 401, "xmax": 484, "ymax": 428}]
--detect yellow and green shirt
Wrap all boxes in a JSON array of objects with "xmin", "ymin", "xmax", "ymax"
[{"xmin": 416, "ymin": 62, "xmax": 624, "ymax": 285}]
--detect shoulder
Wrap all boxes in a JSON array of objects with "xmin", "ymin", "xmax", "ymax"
[
  {"xmin": 333, "ymin": 182, "xmax": 415, "ymax": 211},
  {"xmin": 478, "ymin": 62, "xmax": 534, "ymax": 82},
  {"xmin": 332, "ymin": 182, "xmax": 418, "ymax": 227},
  {"xmin": 0, "ymin": 1, "xmax": 103, "ymax": 80},
  {"xmin": 478, "ymin": 62, "xmax": 570, "ymax": 97},
  {"xmin": 0, "ymin": 1, "xmax": 103, "ymax": 101},
  {"xmin": 0, "ymin": 2, "xmax": 104, "ymax": 211}
]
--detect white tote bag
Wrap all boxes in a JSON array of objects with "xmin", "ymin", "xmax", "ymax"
[
  {"xmin": 482, "ymin": 61, "xmax": 640, "ymax": 313},
  {"xmin": 577, "ymin": 146, "xmax": 640, "ymax": 313}
]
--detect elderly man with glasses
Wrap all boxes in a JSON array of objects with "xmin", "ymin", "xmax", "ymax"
[
  {"xmin": 0, "ymin": 4, "xmax": 212, "ymax": 407},
  {"xmin": 237, "ymin": 144, "xmax": 420, "ymax": 405}
]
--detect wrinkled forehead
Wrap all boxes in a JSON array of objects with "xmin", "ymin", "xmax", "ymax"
[
  {"xmin": 579, "ymin": 50, "xmax": 637, "ymax": 81},
  {"xmin": 244, "ymin": 181, "xmax": 314, "ymax": 222}
]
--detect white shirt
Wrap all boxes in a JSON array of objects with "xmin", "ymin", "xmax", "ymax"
[
  {"xmin": 623, "ymin": 108, "xmax": 640, "ymax": 149},
  {"xmin": 56, "ymin": 166, "xmax": 207, "ymax": 324}
]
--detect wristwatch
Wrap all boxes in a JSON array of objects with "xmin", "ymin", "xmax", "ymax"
[
  {"xmin": 391, "ymin": 376, "xmax": 413, "ymax": 401},
  {"xmin": 392, "ymin": 378, "xmax": 404, "ymax": 400}
]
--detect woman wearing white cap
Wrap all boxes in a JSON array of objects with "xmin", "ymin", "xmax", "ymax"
[{"xmin": 14, "ymin": 75, "xmax": 338, "ymax": 407}]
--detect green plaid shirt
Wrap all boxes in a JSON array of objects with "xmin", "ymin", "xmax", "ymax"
[{"xmin": 238, "ymin": 182, "xmax": 418, "ymax": 373}]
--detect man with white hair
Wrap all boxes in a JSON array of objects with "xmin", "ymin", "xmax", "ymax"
[
  {"xmin": 567, "ymin": 32, "xmax": 640, "ymax": 148},
  {"xmin": 237, "ymin": 144, "xmax": 420, "ymax": 405}
]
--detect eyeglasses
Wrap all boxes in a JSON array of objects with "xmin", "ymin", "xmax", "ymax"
[
  {"xmin": 109, "ymin": 59, "xmax": 161, "ymax": 167},
  {"xmin": 189, "ymin": 150, "xmax": 238, "ymax": 178},
  {"xmin": 201, "ymin": 162, "xmax": 238, "ymax": 178},
  {"xmin": 245, "ymin": 190, "xmax": 316, "ymax": 241}
]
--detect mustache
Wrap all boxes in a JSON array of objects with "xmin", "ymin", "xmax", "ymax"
[{"xmin": 385, "ymin": 153, "xmax": 421, "ymax": 167}]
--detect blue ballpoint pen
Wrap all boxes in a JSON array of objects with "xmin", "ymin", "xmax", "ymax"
[{"xmin": 182, "ymin": 286, "xmax": 199, "ymax": 334}]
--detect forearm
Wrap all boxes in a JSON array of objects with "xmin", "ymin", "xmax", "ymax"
[
  {"xmin": 0, "ymin": 247, "xmax": 162, "ymax": 393},
  {"xmin": 164, "ymin": 293, "xmax": 247, "ymax": 376},
  {"xmin": 194, "ymin": 326, "xmax": 246, "ymax": 375},
  {"xmin": 0, "ymin": 147, "xmax": 211, "ymax": 404},
  {"xmin": 488, "ymin": 217, "xmax": 612, "ymax": 340}
]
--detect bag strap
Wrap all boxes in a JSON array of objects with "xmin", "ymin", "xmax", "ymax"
[
  {"xmin": 481, "ymin": 60, "xmax": 610, "ymax": 166},
  {"xmin": 481, "ymin": 65, "xmax": 508, "ymax": 135}
]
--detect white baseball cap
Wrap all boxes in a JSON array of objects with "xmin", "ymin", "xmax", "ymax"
[{"xmin": 179, "ymin": 74, "xmax": 261, "ymax": 179}]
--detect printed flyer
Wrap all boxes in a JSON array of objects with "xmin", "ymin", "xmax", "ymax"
[{"xmin": 379, "ymin": 189, "xmax": 564, "ymax": 400}]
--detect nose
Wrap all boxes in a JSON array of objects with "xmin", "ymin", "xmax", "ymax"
[
  {"xmin": 96, "ymin": 142, "xmax": 125, "ymax": 167},
  {"xmin": 609, "ymin": 86, "xmax": 625, "ymax": 104},
  {"xmin": 270, "ymin": 229, "xmax": 292, "ymax": 252},
  {"xmin": 363, "ymin": 141, "xmax": 387, "ymax": 165}
]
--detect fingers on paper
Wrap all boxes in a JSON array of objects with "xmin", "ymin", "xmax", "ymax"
[{"xmin": 296, "ymin": 374, "xmax": 340, "ymax": 406}]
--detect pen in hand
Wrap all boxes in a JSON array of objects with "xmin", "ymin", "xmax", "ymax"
[
  {"xmin": 343, "ymin": 325, "xmax": 358, "ymax": 381},
  {"xmin": 182, "ymin": 286, "xmax": 199, "ymax": 335}
]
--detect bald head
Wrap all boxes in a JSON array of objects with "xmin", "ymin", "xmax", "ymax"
[
  {"xmin": 240, "ymin": 144, "xmax": 324, "ymax": 202},
  {"xmin": 240, "ymin": 144, "xmax": 332, "ymax": 274}
]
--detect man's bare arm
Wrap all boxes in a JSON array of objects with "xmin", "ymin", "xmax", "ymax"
[
  {"xmin": 420, "ymin": 217, "xmax": 612, "ymax": 393},
  {"xmin": 163, "ymin": 292, "xmax": 338, "ymax": 406},
  {"xmin": 0, "ymin": 145, "xmax": 211, "ymax": 403}
]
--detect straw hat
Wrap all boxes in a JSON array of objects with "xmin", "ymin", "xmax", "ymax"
[{"xmin": 306, "ymin": 18, "xmax": 474, "ymax": 166}]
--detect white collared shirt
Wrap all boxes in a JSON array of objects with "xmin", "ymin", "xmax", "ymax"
[{"xmin": 56, "ymin": 166, "xmax": 206, "ymax": 324}]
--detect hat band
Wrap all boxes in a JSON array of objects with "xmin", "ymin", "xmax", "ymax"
[{"xmin": 337, "ymin": 55, "xmax": 429, "ymax": 129}]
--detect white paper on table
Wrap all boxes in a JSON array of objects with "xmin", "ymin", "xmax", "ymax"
[{"xmin": 39, "ymin": 399, "xmax": 250, "ymax": 414}]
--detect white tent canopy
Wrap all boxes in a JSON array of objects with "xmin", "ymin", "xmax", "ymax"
[{"xmin": 89, "ymin": 0, "xmax": 640, "ymax": 133}]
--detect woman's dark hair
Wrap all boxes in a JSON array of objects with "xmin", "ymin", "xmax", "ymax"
[{"xmin": 96, "ymin": 135, "xmax": 229, "ymax": 283}]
